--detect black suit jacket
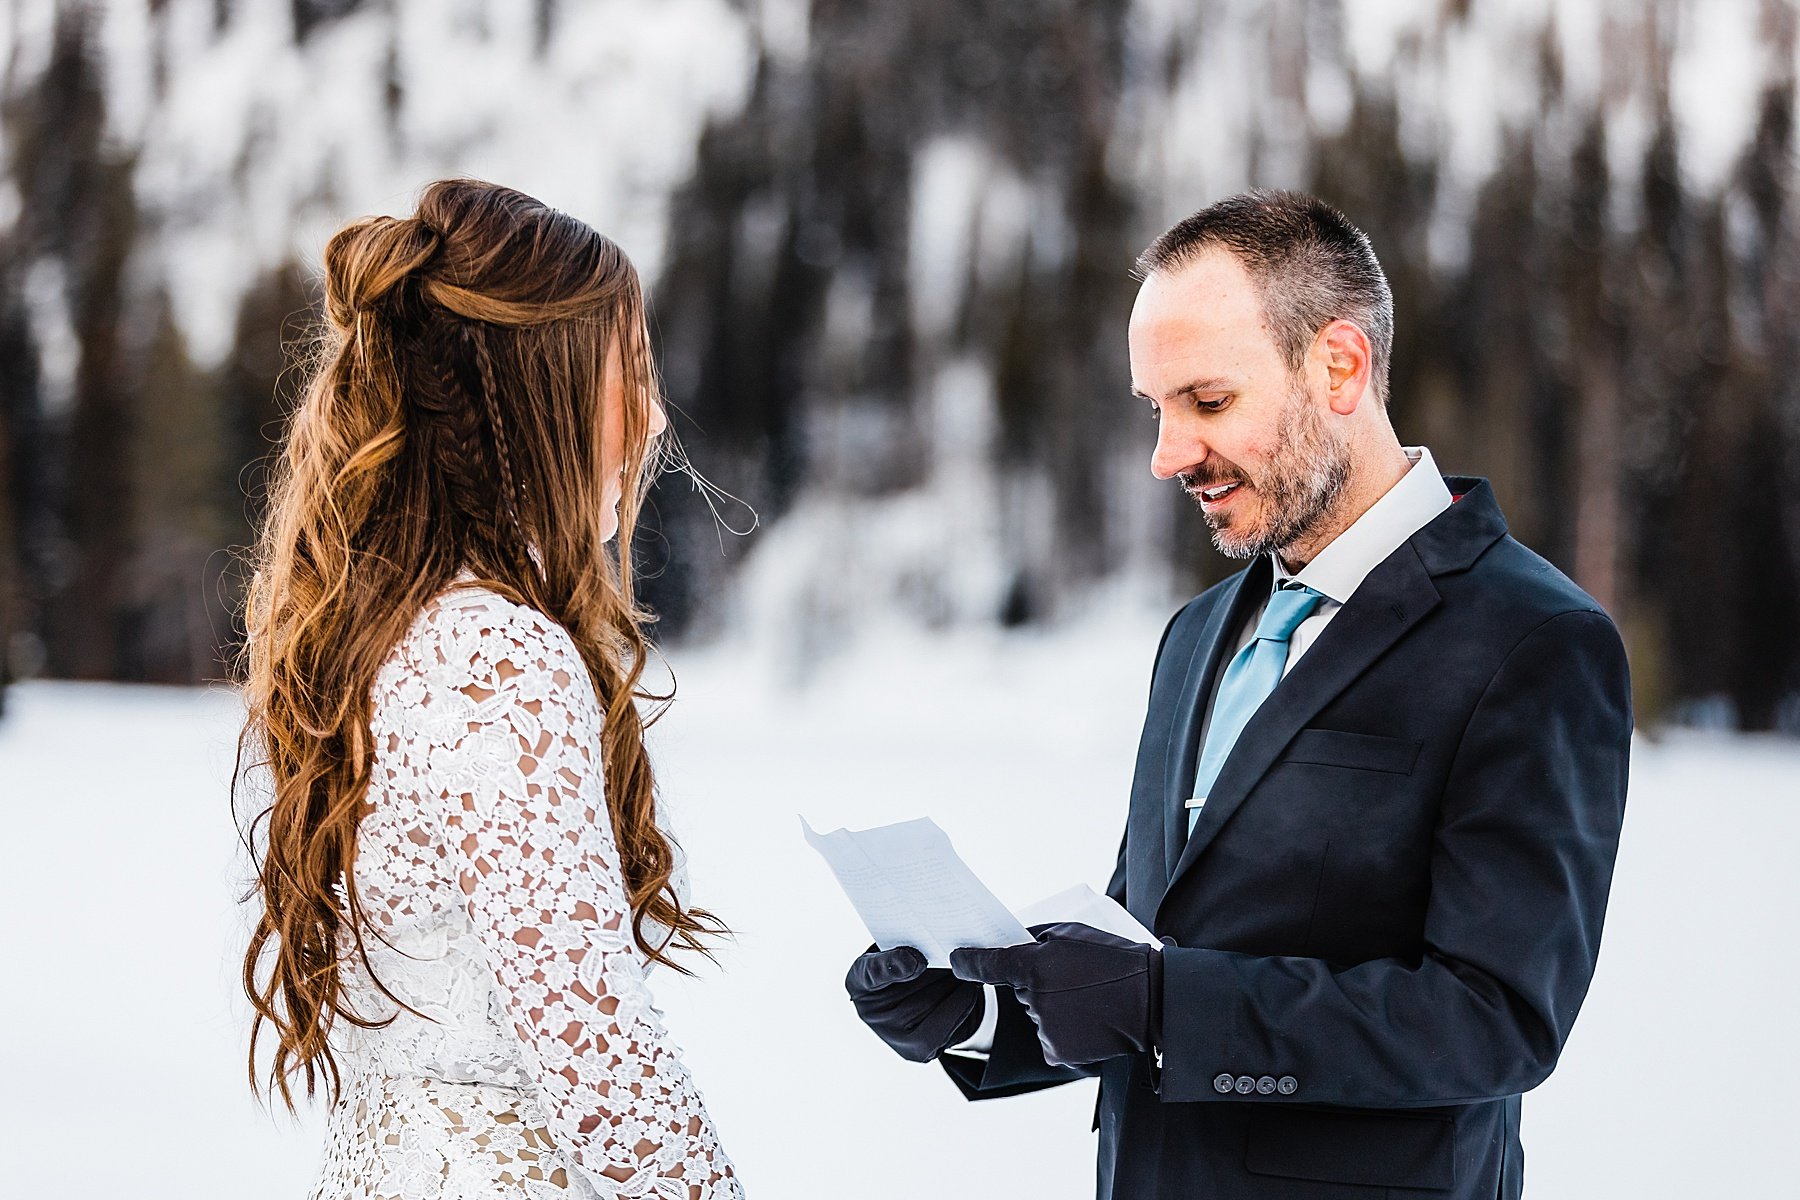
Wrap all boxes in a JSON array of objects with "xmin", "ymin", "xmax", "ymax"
[{"xmin": 941, "ymin": 476, "xmax": 1633, "ymax": 1200}]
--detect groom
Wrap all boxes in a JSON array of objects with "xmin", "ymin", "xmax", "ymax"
[{"xmin": 845, "ymin": 190, "xmax": 1632, "ymax": 1199}]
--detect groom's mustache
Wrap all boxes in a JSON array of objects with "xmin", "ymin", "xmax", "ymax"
[{"xmin": 1177, "ymin": 469, "xmax": 1249, "ymax": 493}]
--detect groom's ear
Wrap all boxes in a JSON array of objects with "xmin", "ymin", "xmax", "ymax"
[{"xmin": 1316, "ymin": 318, "xmax": 1373, "ymax": 415}]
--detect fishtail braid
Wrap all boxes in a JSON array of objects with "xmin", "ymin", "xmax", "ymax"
[
  {"xmin": 456, "ymin": 321, "xmax": 532, "ymax": 559},
  {"xmin": 412, "ymin": 322, "xmax": 505, "ymax": 548}
]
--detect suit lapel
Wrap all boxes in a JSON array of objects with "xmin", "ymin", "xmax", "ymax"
[
  {"xmin": 1158, "ymin": 542, "xmax": 1444, "ymax": 916},
  {"xmin": 1159, "ymin": 557, "xmax": 1270, "ymax": 883}
]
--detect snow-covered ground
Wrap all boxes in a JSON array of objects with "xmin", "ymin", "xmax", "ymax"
[{"xmin": 1, "ymin": 619, "xmax": 1795, "ymax": 1197}]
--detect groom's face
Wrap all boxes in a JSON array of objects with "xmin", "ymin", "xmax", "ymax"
[{"xmin": 1129, "ymin": 249, "xmax": 1349, "ymax": 560}]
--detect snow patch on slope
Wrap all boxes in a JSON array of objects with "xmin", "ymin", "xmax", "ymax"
[{"xmin": 46, "ymin": 0, "xmax": 756, "ymax": 363}]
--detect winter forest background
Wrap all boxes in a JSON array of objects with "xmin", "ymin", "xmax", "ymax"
[{"xmin": 2, "ymin": 0, "xmax": 1799, "ymax": 730}]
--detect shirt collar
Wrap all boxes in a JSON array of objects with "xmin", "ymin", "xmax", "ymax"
[{"xmin": 1269, "ymin": 445, "xmax": 1455, "ymax": 603}]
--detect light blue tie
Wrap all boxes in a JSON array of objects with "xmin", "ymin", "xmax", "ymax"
[{"xmin": 1189, "ymin": 582, "xmax": 1326, "ymax": 832}]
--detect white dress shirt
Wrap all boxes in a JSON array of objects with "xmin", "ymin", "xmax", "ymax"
[{"xmin": 946, "ymin": 445, "xmax": 1455, "ymax": 1059}]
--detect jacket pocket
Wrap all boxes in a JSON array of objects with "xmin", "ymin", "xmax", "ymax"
[
  {"xmin": 1281, "ymin": 728, "xmax": 1422, "ymax": 775},
  {"xmin": 1245, "ymin": 1107, "xmax": 1455, "ymax": 1191}
]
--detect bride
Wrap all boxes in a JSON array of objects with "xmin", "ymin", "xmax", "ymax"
[{"xmin": 236, "ymin": 178, "xmax": 742, "ymax": 1198}]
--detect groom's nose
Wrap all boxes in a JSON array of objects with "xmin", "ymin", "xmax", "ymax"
[{"xmin": 1151, "ymin": 415, "xmax": 1208, "ymax": 481}]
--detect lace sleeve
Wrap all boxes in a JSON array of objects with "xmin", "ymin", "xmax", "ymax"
[{"xmin": 419, "ymin": 594, "xmax": 739, "ymax": 1198}]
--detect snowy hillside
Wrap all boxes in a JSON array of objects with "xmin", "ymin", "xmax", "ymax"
[
  {"xmin": 6, "ymin": 0, "xmax": 1800, "ymax": 727},
  {"xmin": 0, "ymin": 0, "xmax": 756, "ymax": 363},
  {"xmin": 1, "ymin": 621, "xmax": 1794, "ymax": 1197}
]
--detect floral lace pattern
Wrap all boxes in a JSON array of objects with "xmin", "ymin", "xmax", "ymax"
[{"xmin": 309, "ymin": 586, "xmax": 739, "ymax": 1199}]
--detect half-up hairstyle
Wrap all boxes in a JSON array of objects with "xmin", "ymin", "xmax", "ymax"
[{"xmin": 237, "ymin": 178, "xmax": 725, "ymax": 1110}]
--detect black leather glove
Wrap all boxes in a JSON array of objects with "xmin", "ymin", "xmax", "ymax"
[
  {"xmin": 949, "ymin": 922, "xmax": 1161, "ymax": 1068},
  {"xmin": 845, "ymin": 944, "xmax": 986, "ymax": 1063}
]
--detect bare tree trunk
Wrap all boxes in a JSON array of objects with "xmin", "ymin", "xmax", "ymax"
[{"xmin": 1573, "ymin": 354, "xmax": 1620, "ymax": 615}]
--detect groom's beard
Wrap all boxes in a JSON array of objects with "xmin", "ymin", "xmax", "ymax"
[{"xmin": 1181, "ymin": 382, "xmax": 1352, "ymax": 561}]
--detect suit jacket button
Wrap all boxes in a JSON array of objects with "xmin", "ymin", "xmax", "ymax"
[
  {"xmin": 1235, "ymin": 1075, "xmax": 1257, "ymax": 1094},
  {"xmin": 1277, "ymin": 1075, "xmax": 1298, "ymax": 1095},
  {"xmin": 1213, "ymin": 1073, "xmax": 1235, "ymax": 1094},
  {"xmin": 1256, "ymin": 1076, "xmax": 1277, "ymax": 1094}
]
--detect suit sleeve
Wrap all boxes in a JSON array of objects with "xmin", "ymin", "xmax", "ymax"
[{"xmin": 1157, "ymin": 608, "xmax": 1633, "ymax": 1107}]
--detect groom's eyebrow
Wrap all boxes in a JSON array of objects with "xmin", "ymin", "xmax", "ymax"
[{"xmin": 1131, "ymin": 376, "xmax": 1235, "ymax": 401}]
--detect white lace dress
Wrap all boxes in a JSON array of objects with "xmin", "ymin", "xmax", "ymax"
[{"xmin": 307, "ymin": 585, "xmax": 741, "ymax": 1200}]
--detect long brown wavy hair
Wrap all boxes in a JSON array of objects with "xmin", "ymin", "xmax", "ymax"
[{"xmin": 237, "ymin": 178, "xmax": 725, "ymax": 1111}]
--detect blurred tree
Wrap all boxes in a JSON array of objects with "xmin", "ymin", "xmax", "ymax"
[
  {"xmin": 291, "ymin": 0, "xmax": 365, "ymax": 43},
  {"xmin": 651, "ymin": 0, "xmax": 1137, "ymax": 634},
  {"xmin": 0, "ymin": 279, "xmax": 41, "ymax": 714},
  {"xmin": 124, "ymin": 294, "xmax": 233, "ymax": 683},
  {"xmin": 1, "ymin": 7, "xmax": 138, "ymax": 680},
  {"xmin": 211, "ymin": 262, "xmax": 319, "ymax": 669}
]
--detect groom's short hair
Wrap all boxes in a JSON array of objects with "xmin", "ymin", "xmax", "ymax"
[{"xmin": 1137, "ymin": 190, "xmax": 1394, "ymax": 405}]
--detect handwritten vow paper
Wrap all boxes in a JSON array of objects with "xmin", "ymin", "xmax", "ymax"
[{"xmin": 802, "ymin": 816, "xmax": 1157, "ymax": 967}]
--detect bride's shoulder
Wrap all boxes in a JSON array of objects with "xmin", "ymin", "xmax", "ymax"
[{"xmin": 384, "ymin": 580, "xmax": 583, "ymax": 695}]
